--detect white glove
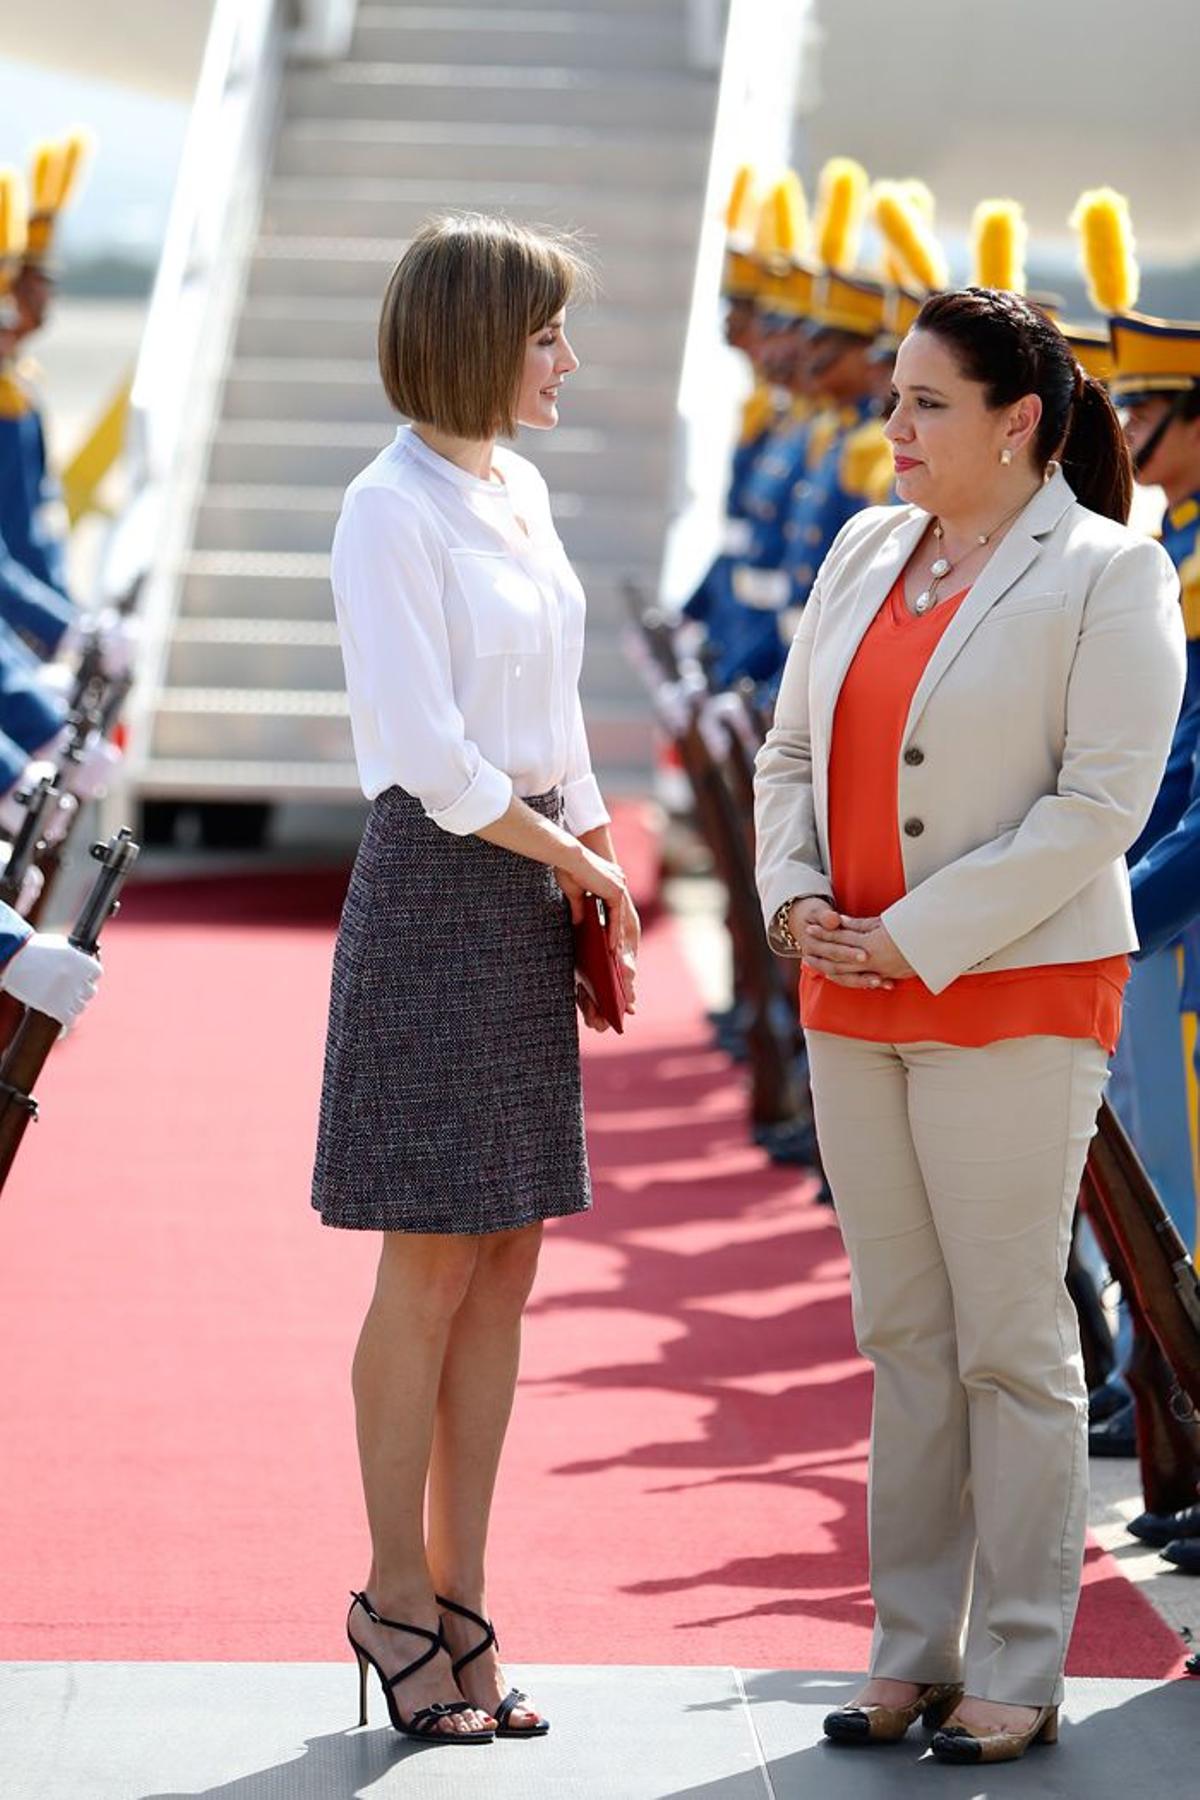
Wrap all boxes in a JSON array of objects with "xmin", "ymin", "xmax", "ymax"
[
  {"xmin": 0, "ymin": 761, "xmax": 75, "ymax": 844},
  {"xmin": 0, "ymin": 932, "xmax": 102, "ymax": 1027},
  {"xmin": 92, "ymin": 607, "xmax": 139, "ymax": 682},
  {"xmin": 0, "ymin": 844, "xmax": 44, "ymax": 917},
  {"xmin": 60, "ymin": 608, "xmax": 138, "ymax": 682},
  {"xmin": 42, "ymin": 792, "xmax": 78, "ymax": 848},
  {"xmin": 64, "ymin": 734, "xmax": 123, "ymax": 802},
  {"xmin": 37, "ymin": 661, "xmax": 76, "ymax": 698}
]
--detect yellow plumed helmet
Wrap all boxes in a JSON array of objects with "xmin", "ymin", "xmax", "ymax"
[
  {"xmin": 25, "ymin": 126, "xmax": 93, "ymax": 265},
  {"xmin": 753, "ymin": 169, "xmax": 808, "ymax": 263},
  {"xmin": 971, "ymin": 200, "xmax": 1027, "ymax": 294},
  {"xmin": 725, "ymin": 163, "xmax": 760, "ymax": 240},
  {"xmin": 30, "ymin": 141, "xmax": 65, "ymax": 216},
  {"xmin": 54, "ymin": 127, "xmax": 93, "ymax": 212},
  {"xmin": 871, "ymin": 180, "xmax": 949, "ymax": 292},
  {"xmin": 0, "ymin": 168, "xmax": 28, "ymax": 260},
  {"xmin": 901, "ymin": 179, "xmax": 935, "ymax": 222},
  {"xmin": 875, "ymin": 180, "xmax": 934, "ymax": 286},
  {"xmin": 1070, "ymin": 187, "xmax": 1139, "ymax": 317},
  {"xmin": 814, "ymin": 157, "xmax": 868, "ymax": 273}
]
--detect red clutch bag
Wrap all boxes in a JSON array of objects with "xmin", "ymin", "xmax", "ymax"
[{"xmin": 574, "ymin": 894, "xmax": 627, "ymax": 1033}]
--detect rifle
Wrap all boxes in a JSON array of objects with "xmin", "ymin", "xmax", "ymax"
[
  {"xmin": 1080, "ymin": 1099, "xmax": 1200, "ymax": 1514},
  {"xmin": 1066, "ymin": 1210, "xmax": 1117, "ymax": 1396},
  {"xmin": 0, "ymin": 773, "xmax": 60, "ymax": 910},
  {"xmin": 20, "ymin": 706, "xmax": 102, "ymax": 932},
  {"xmin": 0, "ymin": 827, "xmax": 139, "ymax": 1195},
  {"xmin": 0, "ymin": 774, "xmax": 67, "ymax": 1053},
  {"xmin": 622, "ymin": 590, "xmax": 820, "ymax": 1161}
]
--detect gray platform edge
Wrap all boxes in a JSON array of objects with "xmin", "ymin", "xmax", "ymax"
[{"xmin": 2, "ymin": 1662, "xmax": 1195, "ymax": 1799}]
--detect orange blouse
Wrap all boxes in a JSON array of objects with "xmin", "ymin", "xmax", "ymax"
[{"xmin": 800, "ymin": 576, "xmax": 1128, "ymax": 1050}]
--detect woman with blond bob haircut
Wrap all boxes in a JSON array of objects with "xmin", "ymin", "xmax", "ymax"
[{"xmin": 312, "ymin": 214, "xmax": 639, "ymax": 1746}]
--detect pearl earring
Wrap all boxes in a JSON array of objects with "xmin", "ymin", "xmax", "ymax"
[{"xmin": 1000, "ymin": 448, "xmax": 1014, "ymax": 466}]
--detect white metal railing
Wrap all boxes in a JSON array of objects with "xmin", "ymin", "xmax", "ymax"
[
  {"xmin": 660, "ymin": 0, "xmax": 812, "ymax": 609},
  {"xmin": 105, "ymin": 0, "xmax": 286, "ymax": 829},
  {"xmin": 290, "ymin": 0, "xmax": 359, "ymax": 62}
]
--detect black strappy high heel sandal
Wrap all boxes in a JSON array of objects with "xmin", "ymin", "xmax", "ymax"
[
  {"xmin": 347, "ymin": 1591, "xmax": 495, "ymax": 1743},
  {"xmin": 435, "ymin": 1594, "xmax": 550, "ymax": 1739}
]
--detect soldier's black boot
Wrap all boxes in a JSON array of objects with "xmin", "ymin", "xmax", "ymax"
[{"xmin": 1128, "ymin": 1500, "xmax": 1200, "ymax": 1548}]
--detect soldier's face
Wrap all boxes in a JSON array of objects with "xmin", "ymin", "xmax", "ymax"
[
  {"xmin": 13, "ymin": 269, "xmax": 53, "ymax": 336},
  {"xmin": 724, "ymin": 298, "xmax": 757, "ymax": 352},
  {"xmin": 1123, "ymin": 397, "xmax": 1200, "ymax": 491},
  {"xmin": 886, "ymin": 329, "xmax": 1041, "ymax": 516},
  {"xmin": 810, "ymin": 333, "xmax": 873, "ymax": 402}
]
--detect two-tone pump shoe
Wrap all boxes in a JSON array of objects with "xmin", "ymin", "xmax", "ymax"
[
  {"xmin": 930, "ymin": 1703, "xmax": 1059, "ymax": 1764},
  {"xmin": 823, "ymin": 1682, "xmax": 963, "ymax": 1745}
]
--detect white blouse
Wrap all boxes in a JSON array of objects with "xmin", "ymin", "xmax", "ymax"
[{"xmin": 330, "ymin": 425, "xmax": 610, "ymax": 837}]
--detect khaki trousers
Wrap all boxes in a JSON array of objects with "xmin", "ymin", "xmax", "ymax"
[{"xmin": 807, "ymin": 1030, "xmax": 1109, "ymax": 1706}]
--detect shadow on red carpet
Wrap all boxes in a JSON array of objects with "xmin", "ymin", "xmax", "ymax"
[{"xmin": 0, "ymin": 863, "xmax": 1182, "ymax": 1678}]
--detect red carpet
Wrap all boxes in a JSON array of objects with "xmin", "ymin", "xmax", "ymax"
[{"xmin": 0, "ymin": 857, "xmax": 1183, "ymax": 1677}]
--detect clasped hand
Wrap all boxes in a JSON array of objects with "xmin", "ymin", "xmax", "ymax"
[{"xmin": 789, "ymin": 898, "xmax": 914, "ymax": 989}]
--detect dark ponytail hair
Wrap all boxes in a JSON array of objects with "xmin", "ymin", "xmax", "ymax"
[{"xmin": 913, "ymin": 287, "xmax": 1133, "ymax": 523}]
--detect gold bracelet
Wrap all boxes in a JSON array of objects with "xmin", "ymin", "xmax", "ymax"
[{"xmin": 772, "ymin": 900, "xmax": 802, "ymax": 953}]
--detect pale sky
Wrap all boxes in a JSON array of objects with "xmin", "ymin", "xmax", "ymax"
[{"xmin": 0, "ymin": 57, "xmax": 187, "ymax": 259}]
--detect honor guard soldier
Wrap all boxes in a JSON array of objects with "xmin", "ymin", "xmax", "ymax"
[
  {"xmin": 689, "ymin": 170, "xmax": 817, "ymax": 683},
  {"xmin": 684, "ymin": 167, "xmax": 791, "ymax": 638},
  {"xmin": 768, "ymin": 177, "xmax": 953, "ymax": 655},
  {"xmin": 726, "ymin": 160, "xmax": 885, "ymax": 687},
  {"xmin": 0, "ymin": 132, "xmax": 91, "ymax": 598},
  {"xmin": 1072, "ymin": 193, "xmax": 1200, "ymax": 1276},
  {"xmin": 1109, "ymin": 298, "xmax": 1200, "ymax": 1569}
]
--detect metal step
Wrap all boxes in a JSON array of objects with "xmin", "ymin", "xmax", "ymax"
[
  {"xmin": 149, "ymin": 690, "xmax": 652, "ymax": 769},
  {"xmin": 163, "ymin": 617, "xmax": 639, "ymax": 704},
  {"xmin": 233, "ymin": 296, "xmax": 688, "ymax": 369},
  {"xmin": 175, "ymin": 551, "xmax": 655, "ymax": 630},
  {"xmin": 283, "ymin": 64, "xmax": 713, "ymax": 131},
  {"xmin": 347, "ymin": 8, "xmax": 686, "ymax": 72},
  {"xmin": 137, "ymin": 755, "xmax": 365, "ymax": 799},
  {"xmin": 246, "ymin": 236, "xmax": 695, "ymax": 308},
  {"xmin": 272, "ymin": 119, "xmax": 708, "ymax": 187},
  {"xmin": 191, "ymin": 483, "xmax": 667, "ymax": 562},
  {"xmin": 364, "ymin": 0, "xmax": 688, "ymax": 11},
  {"xmin": 206, "ymin": 422, "xmax": 672, "ymax": 498},
  {"xmin": 220, "ymin": 359, "xmax": 681, "ymax": 431},
  {"xmin": 259, "ymin": 176, "xmax": 699, "ymax": 247}
]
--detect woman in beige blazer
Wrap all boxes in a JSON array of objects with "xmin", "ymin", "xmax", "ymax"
[{"xmin": 754, "ymin": 288, "xmax": 1184, "ymax": 1765}]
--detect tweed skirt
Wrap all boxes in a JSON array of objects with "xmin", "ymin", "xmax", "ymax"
[{"xmin": 311, "ymin": 785, "xmax": 592, "ymax": 1234}]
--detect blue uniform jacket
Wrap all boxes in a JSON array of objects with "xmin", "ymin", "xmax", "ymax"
[
  {"xmin": 0, "ymin": 617, "xmax": 66, "ymax": 754},
  {"xmin": 682, "ymin": 419, "xmax": 775, "ymax": 631},
  {"xmin": 0, "ymin": 903, "xmax": 30, "ymax": 967},
  {"xmin": 0, "ymin": 387, "xmax": 69, "ymax": 596},
  {"xmin": 1129, "ymin": 495, "xmax": 1200, "ymax": 1004},
  {"xmin": 0, "ymin": 519, "xmax": 73, "ymax": 659},
  {"xmin": 709, "ymin": 412, "xmax": 816, "ymax": 686}
]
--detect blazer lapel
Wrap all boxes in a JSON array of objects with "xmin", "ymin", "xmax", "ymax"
[
  {"xmin": 902, "ymin": 472, "xmax": 1076, "ymax": 737},
  {"xmin": 814, "ymin": 505, "xmax": 926, "ymax": 747}
]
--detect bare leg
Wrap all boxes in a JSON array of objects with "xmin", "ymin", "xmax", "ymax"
[
  {"xmin": 350, "ymin": 1231, "xmax": 494, "ymax": 1737},
  {"xmin": 427, "ymin": 1223, "xmax": 545, "ymax": 1727}
]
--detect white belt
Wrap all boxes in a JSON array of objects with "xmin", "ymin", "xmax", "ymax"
[{"xmin": 720, "ymin": 517, "xmax": 754, "ymax": 556}]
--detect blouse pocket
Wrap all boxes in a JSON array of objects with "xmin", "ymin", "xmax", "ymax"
[{"xmin": 448, "ymin": 549, "xmax": 545, "ymax": 656}]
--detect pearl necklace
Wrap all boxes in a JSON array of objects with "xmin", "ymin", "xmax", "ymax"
[{"xmin": 912, "ymin": 488, "xmax": 1040, "ymax": 614}]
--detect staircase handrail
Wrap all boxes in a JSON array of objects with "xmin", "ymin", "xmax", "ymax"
[
  {"xmin": 102, "ymin": 0, "xmax": 286, "ymax": 811},
  {"xmin": 660, "ymin": 0, "xmax": 813, "ymax": 608}
]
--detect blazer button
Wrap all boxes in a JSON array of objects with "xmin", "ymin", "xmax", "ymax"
[
  {"xmin": 903, "ymin": 745, "xmax": 924, "ymax": 766},
  {"xmin": 903, "ymin": 817, "xmax": 925, "ymax": 838}
]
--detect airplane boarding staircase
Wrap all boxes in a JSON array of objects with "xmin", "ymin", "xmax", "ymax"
[{"xmin": 125, "ymin": 0, "xmax": 720, "ymax": 841}]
